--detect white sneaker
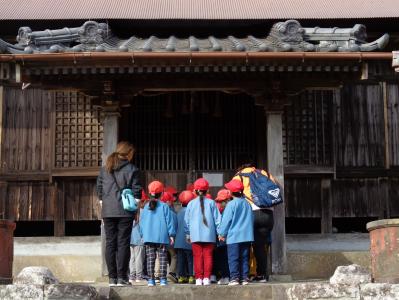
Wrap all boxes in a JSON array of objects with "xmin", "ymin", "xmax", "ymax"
[
  {"xmin": 210, "ymin": 275, "xmax": 217, "ymax": 283},
  {"xmin": 228, "ymin": 279, "xmax": 240, "ymax": 286},
  {"xmin": 195, "ymin": 278, "xmax": 203, "ymax": 286},
  {"xmin": 217, "ymin": 277, "xmax": 230, "ymax": 285},
  {"xmin": 203, "ymin": 278, "xmax": 211, "ymax": 286}
]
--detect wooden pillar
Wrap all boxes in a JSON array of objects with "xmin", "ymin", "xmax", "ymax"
[
  {"xmin": 321, "ymin": 178, "xmax": 333, "ymax": 233},
  {"xmin": 100, "ymin": 81, "xmax": 119, "ymax": 277},
  {"xmin": 266, "ymin": 108, "xmax": 287, "ymax": 274},
  {"xmin": 0, "ymin": 85, "xmax": 3, "ymax": 168},
  {"xmin": 53, "ymin": 182, "xmax": 65, "ymax": 236}
]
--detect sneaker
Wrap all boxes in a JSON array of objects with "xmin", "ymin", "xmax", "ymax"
[
  {"xmin": 228, "ymin": 279, "xmax": 240, "ymax": 286},
  {"xmin": 253, "ymin": 275, "xmax": 267, "ymax": 283},
  {"xmin": 217, "ymin": 277, "xmax": 230, "ymax": 285},
  {"xmin": 241, "ymin": 279, "xmax": 250, "ymax": 285},
  {"xmin": 188, "ymin": 276, "xmax": 196, "ymax": 284},
  {"xmin": 210, "ymin": 275, "xmax": 217, "ymax": 283},
  {"xmin": 195, "ymin": 278, "xmax": 203, "ymax": 286},
  {"xmin": 147, "ymin": 279, "xmax": 156, "ymax": 287},
  {"xmin": 160, "ymin": 278, "xmax": 168, "ymax": 286},
  {"xmin": 168, "ymin": 272, "xmax": 178, "ymax": 283},
  {"xmin": 178, "ymin": 276, "xmax": 188, "ymax": 284},
  {"xmin": 203, "ymin": 278, "xmax": 211, "ymax": 286},
  {"xmin": 117, "ymin": 278, "xmax": 131, "ymax": 286},
  {"xmin": 155, "ymin": 277, "xmax": 160, "ymax": 283},
  {"xmin": 135, "ymin": 277, "xmax": 144, "ymax": 283},
  {"xmin": 109, "ymin": 278, "xmax": 117, "ymax": 287}
]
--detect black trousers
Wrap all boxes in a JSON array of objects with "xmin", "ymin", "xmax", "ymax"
[
  {"xmin": 253, "ymin": 209, "xmax": 274, "ymax": 277},
  {"xmin": 103, "ymin": 217, "xmax": 134, "ymax": 279}
]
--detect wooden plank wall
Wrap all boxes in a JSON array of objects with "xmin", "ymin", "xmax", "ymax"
[
  {"xmin": 0, "ymin": 87, "xmax": 101, "ymax": 230},
  {"xmin": 335, "ymin": 84, "xmax": 385, "ymax": 168},
  {"xmin": 284, "ymin": 82, "xmax": 399, "ymax": 230},
  {"xmin": 2, "ymin": 88, "xmax": 51, "ymax": 173}
]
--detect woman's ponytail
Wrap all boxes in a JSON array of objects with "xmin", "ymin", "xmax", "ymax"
[
  {"xmin": 105, "ymin": 141, "xmax": 135, "ymax": 173},
  {"xmin": 196, "ymin": 190, "xmax": 208, "ymax": 227},
  {"xmin": 105, "ymin": 152, "xmax": 119, "ymax": 173}
]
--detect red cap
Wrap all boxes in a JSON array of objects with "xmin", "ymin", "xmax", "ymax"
[
  {"xmin": 194, "ymin": 178, "xmax": 209, "ymax": 191},
  {"xmin": 160, "ymin": 191, "xmax": 174, "ymax": 203},
  {"xmin": 165, "ymin": 186, "xmax": 177, "ymax": 195},
  {"xmin": 148, "ymin": 180, "xmax": 164, "ymax": 194},
  {"xmin": 186, "ymin": 183, "xmax": 194, "ymax": 192},
  {"xmin": 215, "ymin": 189, "xmax": 232, "ymax": 202},
  {"xmin": 141, "ymin": 190, "xmax": 149, "ymax": 200},
  {"xmin": 179, "ymin": 190, "xmax": 195, "ymax": 205},
  {"xmin": 225, "ymin": 179, "xmax": 244, "ymax": 193}
]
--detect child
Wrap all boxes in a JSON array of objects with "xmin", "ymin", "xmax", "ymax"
[
  {"xmin": 184, "ymin": 178, "xmax": 221, "ymax": 286},
  {"xmin": 213, "ymin": 189, "xmax": 232, "ymax": 285},
  {"xmin": 129, "ymin": 199, "xmax": 145, "ymax": 283},
  {"xmin": 218, "ymin": 179, "xmax": 254, "ymax": 286},
  {"xmin": 175, "ymin": 190, "xmax": 195, "ymax": 284},
  {"xmin": 161, "ymin": 191, "xmax": 178, "ymax": 283},
  {"xmin": 140, "ymin": 181, "xmax": 176, "ymax": 287}
]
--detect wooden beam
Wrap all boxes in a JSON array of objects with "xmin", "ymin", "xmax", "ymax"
[
  {"xmin": 266, "ymin": 110, "xmax": 287, "ymax": 274},
  {"xmin": 284, "ymin": 165, "xmax": 334, "ymax": 176}
]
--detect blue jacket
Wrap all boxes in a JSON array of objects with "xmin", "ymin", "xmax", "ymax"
[
  {"xmin": 130, "ymin": 219, "xmax": 143, "ymax": 246},
  {"xmin": 175, "ymin": 207, "xmax": 192, "ymax": 250},
  {"xmin": 184, "ymin": 197, "xmax": 221, "ymax": 243},
  {"xmin": 140, "ymin": 201, "xmax": 176, "ymax": 245},
  {"xmin": 217, "ymin": 197, "xmax": 254, "ymax": 244}
]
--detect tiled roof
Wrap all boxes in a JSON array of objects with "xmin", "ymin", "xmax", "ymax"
[
  {"xmin": 0, "ymin": 20, "xmax": 389, "ymax": 54},
  {"xmin": 0, "ymin": 0, "xmax": 398, "ymax": 20}
]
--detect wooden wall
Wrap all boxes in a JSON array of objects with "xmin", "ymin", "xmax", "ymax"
[
  {"xmin": 1, "ymin": 88, "xmax": 51, "ymax": 173},
  {"xmin": 0, "ymin": 87, "xmax": 100, "ymax": 234},
  {"xmin": 284, "ymin": 81, "xmax": 399, "ymax": 232},
  {"xmin": 1, "ymin": 80, "xmax": 399, "ymax": 235}
]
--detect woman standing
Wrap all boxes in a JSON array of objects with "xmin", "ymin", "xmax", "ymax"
[{"xmin": 97, "ymin": 141, "xmax": 142, "ymax": 286}]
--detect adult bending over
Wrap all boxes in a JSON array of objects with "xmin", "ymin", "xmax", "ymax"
[{"xmin": 234, "ymin": 160, "xmax": 275, "ymax": 282}]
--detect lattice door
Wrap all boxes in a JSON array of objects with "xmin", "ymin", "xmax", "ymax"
[
  {"xmin": 283, "ymin": 90, "xmax": 333, "ymax": 165},
  {"xmin": 54, "ymin": 91, "xmax": 103, "ymax": 168}
]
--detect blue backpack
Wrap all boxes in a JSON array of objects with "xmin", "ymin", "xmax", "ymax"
[{"xmin": 239, "ymin": 170, "xmax": 283, "ymax": 208}]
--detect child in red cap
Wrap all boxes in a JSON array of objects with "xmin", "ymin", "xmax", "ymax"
[
  {"xmin": 184, "ymin": 178, "xmax": 221, "ymax": 286},
  {"xmin": 212, "ymin": 189, "xmax": 233, "ymax": 285},
  {"xmin": 140, "ymin": 181, "xmax": 176, "ymax": 287},
  {"xmin": 175, "ymin": 190, "xmax": 195, "ymax": 284},
  {"xmin": 218, "ymin": 179, "xmax": 254, "ymax": 286},
  {"xmin": 129, "ymin": 190, "xmax": 148, "ymax": 284},
  {"xmin": 160, "ymin": 191, "xmax": 179, "ymax": 283}
]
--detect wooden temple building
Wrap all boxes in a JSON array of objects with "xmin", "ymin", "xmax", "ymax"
[{"xmin": 0, "ymin": 0, "xmax": 399, "ymax": 273}]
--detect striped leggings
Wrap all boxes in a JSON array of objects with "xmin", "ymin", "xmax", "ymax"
[{"xmin": 145, "ymin": 243, "xmax": 168, "ymax": 279}]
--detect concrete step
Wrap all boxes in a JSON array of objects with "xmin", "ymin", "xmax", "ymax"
[{"xmin": 12, "ymin": 234, "xmax": 371, "ymax": 283}]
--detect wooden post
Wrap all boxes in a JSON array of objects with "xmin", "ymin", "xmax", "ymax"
[
  {"xmin": 101, "ymin": 98, "xmax": 120, "ymax": 277},
  {"xmin": 53, "ymin": 181, "xmax": 65, "ymax": 236},
  {"xmin": 266, "ymin": 109, "xmax": 287, "ymax": 274},
  {"xmin": 321, "ymin": 178, "xmax": 333, "ymax": 233}
]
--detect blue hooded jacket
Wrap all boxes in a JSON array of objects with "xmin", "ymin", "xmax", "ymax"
[
  {"xmin": 140, "ymin": 201, "xmax": 176, "ymax": 245},
  {"xmin": 175, "ymin": 207, "xmax": 192, "ymax": 250},
  {"xmin": 217, "ymin": 197, "xmax": 254, "ymax": 244},
  {"xmin": 130, "ymin": 219, "xmax": 144, "ymax": 246},
  {"xmin": 184, "ymin": 196, "xmax": 221, "ymax": 243}
]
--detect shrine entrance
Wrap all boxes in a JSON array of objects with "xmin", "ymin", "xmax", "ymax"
[{"xmin": 119, "ymin": 91, "xmax": 261, "ymax": 195}]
